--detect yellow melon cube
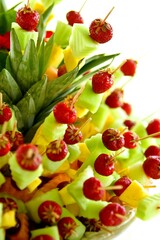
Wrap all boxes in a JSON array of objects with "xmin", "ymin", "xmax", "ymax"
[{"xmin": 119, "ymin": 180, "xmax": 149, "ymax": 208}]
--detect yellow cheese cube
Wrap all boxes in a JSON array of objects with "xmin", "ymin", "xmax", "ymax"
[{"xmin": 119, "ymin": 180, "xmax": 148, "ymax": 208}]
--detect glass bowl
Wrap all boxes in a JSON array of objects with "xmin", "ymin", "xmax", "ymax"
[{"xmin": 82, "ymin": 207, "xmax": 135, "ymax": 240}]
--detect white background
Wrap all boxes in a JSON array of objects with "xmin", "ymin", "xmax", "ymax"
[{"xmin": 5, "ymin": 0, "xmax": 160, "ymax": 239}]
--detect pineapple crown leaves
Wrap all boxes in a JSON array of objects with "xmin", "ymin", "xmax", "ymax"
[{"xmin": 0, "ymin": 3, "xmax": 120, "ymax": 139}]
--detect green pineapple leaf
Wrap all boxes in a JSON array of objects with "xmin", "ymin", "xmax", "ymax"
[
  {"xmin": 38, "ymin": 33, "xmax": 54, "ymax": 78},
  {"xmin": 16, "ymin": 93, "xmax": 36, "ymax": 132},
  {"xmin": 0, "ymin": 69, "xmax": 22, "ymax": 103},
  {"xmin": 78, "ymin": 53, "xmax": 120, "ymax": 75},
  {"xmin": 27, "ymin": 76, "xmax": 48, "ymax": 114},
  {"xmin": 37, "ymin": 3, "xmax": 54, "ymax": 49},
  {"xmin": 16, "ymin": 39, "xmax": 39, "ymax": 93},
  {"xmin": 42, "ymin": 64, "xmax": 79, "ymax": 108},
  {"xmin": 9, "ymin": 28, "xmax": 22, "ymax": 78},
  {"xmin": 0, "ymin": 50, "xmax": 8, "ymax": 72}
]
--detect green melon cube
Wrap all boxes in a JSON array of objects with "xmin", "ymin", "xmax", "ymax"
[
  {"xmin": 69, "ymin": 23, "xmax": 98, "ymax": 59},
  {"xmin": 11, "ymin": 22, "xmax": 38, "ymax": 50},
  {"xmin": 61, "ymin": 207, "xmax": 86, "ymax": 240},
  {"xmin": 127, "ymin": 161, "xmax": 151, "ymax": 185},
  {"xmin": 0, "ymin": 172, "xmax": 5, "ymax": 186},
  {"xmin": 0, "ymin": 203, "xmax": 3, "ymax": 227},
  {"xmin": 136, "ymin": 193, "xmax": 160, "ymax": 220},
  {"xmin": 0, "ymin": 193, "xmax": 27, "ymax": 214},
  {"xmin": 91, "ymin": 103, "xmax": 110, "ymax": 131},
  {"xmin": 25, "ymin": 188, "xmax": 63, "ymax": 223},
  {"xmin": 85, "ymin": 133, "xmax": 110, "ymax": 153},
  {"xmin": 79, "ymin": 200, "xmax": 108, "ymax": 220},
  {"xmin": 67, "ymin": 144, "xmax": 81, "ymax": 163},
  {"xmin": 31, "ymin": 226, "xmax": 60, "ymax": 240},
  {"xmin": 9, "ymin": 155, "xmax": 43, "ymax": 190},
  {"xmin": 67, "ymin": 166, "xmax": 95, "ymax": 210},
  {"xmin": 42, "ymin": 152, "xmax": 69, "ymax": 172},
  {"xmin": 76, "ymin": 80, "xmax": 104, "ymax": 113},
  {"xmin": 54, "ymin": 21, "xmax": 72, "ymax": 48},
  {"xmin": 0, "ymin": 229, "xmax": 5, "ymax": 240}
]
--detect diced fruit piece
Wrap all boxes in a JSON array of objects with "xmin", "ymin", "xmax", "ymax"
[
  {"xmin": 119, "ymin": 180, "xmax": 148, "ymax": 207},
  {"xmin": 31, "ymin": 112, "xmax": 67, "ymax": 152},
  {"xmin": 54, "ymin": 21, "xmax": 72, "ymax": 48},
  {"xmin": 76, "ymin": 80, "xmax": 104, "ymax": 114},
  {"xmin": 45, "ymin": 67, "xmax": 58, "ymax": 81},
  {"xmin": 136, "ymin": 193, "xmax": 160, "ymax": 220},
  {"xmin": 67, "ymin": 166, "xmax": 95, "ymax": 210},
  {"xmin": 2, "ymin": 210, "xmax": 17, "ymax": 229},
  {"xmin": 31, "ymin": 226, "xmax": 60, "ymax": 240},
  {"xmin": 67, "ymin": 144, "xmax": 81, "ymax": 163},
  {"xmin": 0, "ymin": 173, "xmax": 5, "ymax": 187},
  {"xmin": 11, "ymin": 22, "xmax": 38, "ymax": 50},
  {"xmin": 48, "ymin": 44, "xmax": 64, "ymax": 68},
  {"xmin": 59, "ymin": 185, "xmax": 76, "ymax": 206},
  {"xmin": 79, "ymin": 200, "xmax": 108, "ymax": 220},
  {"xmin": 27, "ymin": 178, "xmax": 42, "ymax": 192},
  {"xmin": 91, "ymin": 103, "xmax": 110, "ymax": 131},
  {"xmin": 63, "ymin": 46, "xmax": 81, "ymax": 72},
  {"xmin": 69, "ymin": 24, "xmax": 98, "ymax": 58}
]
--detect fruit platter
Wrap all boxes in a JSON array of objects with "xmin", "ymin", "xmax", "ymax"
[{"xmin": 0, "ymin": 0, "xmax": 160, "ymax": 239}]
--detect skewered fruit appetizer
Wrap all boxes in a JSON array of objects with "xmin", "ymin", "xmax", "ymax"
[{"xmin": 0, "ymin": 0, "xmax": 160, "ymax": 239}]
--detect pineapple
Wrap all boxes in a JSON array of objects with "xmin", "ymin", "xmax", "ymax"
[{"xmin": 0, "ymin": 1, "xmax": 119, "ymax": 142}]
